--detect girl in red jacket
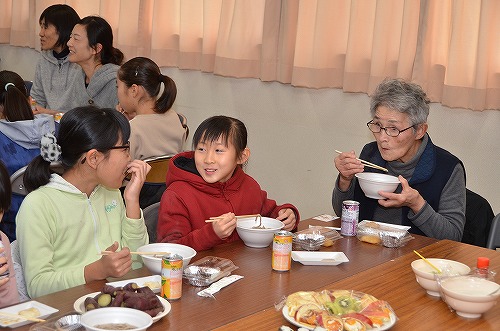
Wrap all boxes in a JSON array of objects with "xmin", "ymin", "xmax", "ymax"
[{"xmin": 157, "ymin": 115, "xmax": 299, "ymax": 251}]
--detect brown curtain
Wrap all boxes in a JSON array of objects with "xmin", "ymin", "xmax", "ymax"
[{"xmin": 1, "ymin": 0, "xmax": 498, "ymax": 110}]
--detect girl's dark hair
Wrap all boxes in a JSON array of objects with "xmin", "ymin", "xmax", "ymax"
[
  {"xmin": 192, "ymin": 116, "xmax": 247, "ymax": 158},
  {"xmin": 0, "ymin": 70, "xmax": 34, "ymax": 121},
  {"xmin": 39, "ymin": 4, "xmax": 80, "ymax": 50},
  {"xmin": 118, "ymin": 57, "xmax": 177, "ymax": 113},
  {"xmin": 0, "ymin": 161, "xmax": 11, "ymax": 213},
  {"xmin": 24, "ymin": 106, "xmax": 130, "ymax": 192},
  {"xmin": 78, "ymin": 16, "xmax": 124, "ymax": 65}
]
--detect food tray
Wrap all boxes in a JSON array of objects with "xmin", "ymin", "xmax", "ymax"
[
  {"xmin": 357, "ymin": 220, "xmax": 413, "ymax": 247},
  {"xmin": 183, "ymin": 256, "xmax": 238, "ymax": 286},
  {"xmin": 293, "ymin": 226, "xmax": 342, "ymax": 250}
]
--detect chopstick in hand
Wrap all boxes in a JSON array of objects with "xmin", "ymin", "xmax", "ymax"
[
  {"xmin": 205, "ymin": 214, "xmax": 261, "ymax": 223},
  {"xmin": 0, "ymin": 311, "xmax": 46, "ymax": 323},
  {"xmin": 335, "ymin": 150, "xmax": 388, "ymax": 172}
]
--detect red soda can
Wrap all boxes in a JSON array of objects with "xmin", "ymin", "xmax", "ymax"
[
  {"xmin": 272, "ymin": 230, "xmax": 293, "ymax": 271},
  {"xmin": 161, "ymin": 254, "xmax": 183, "ymax": 300},
  {"xmin": 341, "ymin": 200, "xmax": 359, "ymax": 236}
]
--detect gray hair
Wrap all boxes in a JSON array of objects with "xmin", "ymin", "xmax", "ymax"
[{"xmin": 370, "ymin": 78, "xmax": 430, "ymax": 126}]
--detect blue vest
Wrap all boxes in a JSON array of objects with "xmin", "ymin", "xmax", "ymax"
[{"xmin": 353, "ymin": 136, "xmax": 464, "ymax": 236}]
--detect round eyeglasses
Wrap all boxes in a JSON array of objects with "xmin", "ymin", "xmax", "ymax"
[{"xmin": 366, "ymin": 121, "xmax": 415, "ymax": 137}]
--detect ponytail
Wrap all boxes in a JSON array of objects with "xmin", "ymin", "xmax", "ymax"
[
  {"xmin": 23, "ymin": 156, "xmax": 52, "ymax": 193},
  {"xmin": 155, "ymin": 74, "xmax": 177, "ymax": 113},
  {"xmin": 0, "ymin": 70, "xmax": 33, "ymax": 121}
]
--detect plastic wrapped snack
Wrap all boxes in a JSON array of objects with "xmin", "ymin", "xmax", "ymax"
[
  {"xmin": 293, "ymin": 226, "xmax": 342, "ymax": 251},
  {"xmin": 183, "ymin": 256, "xmax": 238, "ymax": 287},
  {"xmin": 357, "ymin": 220, "xmax": 414, "ymax": 248}
]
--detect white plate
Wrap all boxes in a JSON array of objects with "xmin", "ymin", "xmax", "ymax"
[
  {"xmin": 0, "ymin": 301, "xmax": 59, "ymax": 328},
  {"xmin": 282, "ymin": 305, "xmax": 396, "ymax": 330},
  {"xmin": 74, "ymin": 292, "xmax": 171, "ymax": 323},
  {"xmin": 291, "ymin": 251, "xmax": 349, "ymax": 265},
  {"xmin": 106, "ymin": 275, "xmax": 161, "ymax": 293}
]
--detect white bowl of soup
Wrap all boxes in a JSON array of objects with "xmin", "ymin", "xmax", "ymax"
[
  {"xmin": 236, "ymin": 216, "xmax": 284, "ymax": 248},
  {"xmin": 355, "ymin": 173, "xmax": 400, "ymax": 199},
  {"xmin": 411, "ymin": 258, "xmax": 470, "ymax": 297},
  {"xmin": 137, "ymin": 243, "xmax": 196, "ymax": 275},
  {"xmin": 80, "ymin": 307, "xmax": 153, "ymax": 331}
]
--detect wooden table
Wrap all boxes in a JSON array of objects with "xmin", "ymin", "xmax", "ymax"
[
  {"xmin": 12, "ymin": 218, "xmax": 439, "ymax": 330},
  {"xmin": 215, "ymin": 240, "xmax": 500, "ymax": 331}
]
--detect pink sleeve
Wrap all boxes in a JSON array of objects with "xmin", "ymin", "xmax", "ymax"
[{"xmin": 0, "ymin": 232, "xmax": 20, "ymax": 308}]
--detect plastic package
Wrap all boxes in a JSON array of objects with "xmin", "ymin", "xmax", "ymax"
[
  {"xmin": 356, "ymin": 220, "xmax": 414, "ymax": 248},
  {"xmin": 183, "ymin": 256, "xmax": 238, "ymax": 287},
  {"xmin": 292, "ymin": 226, "xmax": 342, "ymax": 251}
]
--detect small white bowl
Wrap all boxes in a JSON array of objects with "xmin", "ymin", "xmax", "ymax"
[
  {"xmin": 355, "ymin": 173, "xmax": 400, "ymax": 199},
  {"xmin": 236, "ymin": 217, "xmax": 284, "ymax": 248},
  {"xmin": 137, "ymin": 243, "xmax": 196, "ymax": 275},
  {"xmin": 440, "ymin": 276, "xmax": 500, "ymax": 319},
  {"xmin": 411, "ymin": 258, "xmax": 470, "ymax": 297},
  {"xmin": 80, "ymin": 307, "xmax": 153, "ymax": 331}
]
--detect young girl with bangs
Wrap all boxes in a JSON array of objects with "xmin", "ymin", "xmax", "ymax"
[
  {"xmin": 157, "ymin": 115, "xmax": 300, "ymax": 251},
  {"xmin": 16, "ymin": 106, "xmax": 150, "ymax": 298}
]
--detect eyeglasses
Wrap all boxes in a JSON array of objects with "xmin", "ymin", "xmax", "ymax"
[
  {"xmin": 80, "ymin": 142, "xmax": 130, "ymax": 164},
  {"xmin": 108, "ymin": 142, "xmax": 130, "ymax": 151},
  {"xmin": 366, "ymin": 120, "xmax": 415, "ymax": 137}
]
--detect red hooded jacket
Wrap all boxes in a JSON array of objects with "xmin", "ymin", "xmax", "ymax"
[{"xmin": 157, "ymin": 151, "xmax": 300, "ymax": 251}]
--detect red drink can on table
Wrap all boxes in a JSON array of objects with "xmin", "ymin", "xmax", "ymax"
[
  {"xmin": 161, "ymin": 254, "xmax": 183, "ymax": 300},
  {"xmin": 272, "ymin": 230, "xmax": 293, "ymax": 271},
  {"xmin": 341, "ymin": 200, "xmax": 360, "ymax": 236}
]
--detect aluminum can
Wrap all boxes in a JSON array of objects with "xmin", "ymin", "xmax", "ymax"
[
  {"xmin": 272, "ymin": 230, "xmax": 293, "ymax": 271},
  {"xmin": 341, "ymin": 200, "xmax": 360, "ymax": 236},
  {"xmin": 161, "ymin": 254, "xmax": 183, "ymax": 300},
  {"xmin": 0, "ymin": 240, "xmax": 9, "ymax": 280}
]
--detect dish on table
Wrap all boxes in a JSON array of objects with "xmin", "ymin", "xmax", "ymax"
[
  {"xmin": 282, "ymin": 289, "xmax": 396, "ymax": 330},
  {"xmin": 0, "ymin": 301, "xmax": 59, "ymax": 328},
  {"xmin": 106, "ymin": 275, "xmax": 161, "ymax": 293},
  {"xmin": 73, "ymin": 292, "xmax": 171, "ymax": 323},
  {"xmin": 291, "ymin": 251, "xmax": 349, "ymax": 266}
]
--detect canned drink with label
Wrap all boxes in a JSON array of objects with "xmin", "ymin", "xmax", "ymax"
[
  {"xmin": 272, "ymin": 230, "xmax": 293, "ymax": 271},
  {"xmin": 0, "ymin": 241, "xmax": 9, "ymax": 280},
  {"xmin": 161, "ymin": 254, "xmax": 183, "ymax": 300},
  {"xmin": 341, "ymin": 200, "xmax": 360, "ymax": 236}
]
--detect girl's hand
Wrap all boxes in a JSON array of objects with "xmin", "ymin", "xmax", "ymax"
[
  {"xmin": 84, "ymin": 242, "xmax": 132, "ymax": 282},
  {"xmin": 211, "ymin": 212, "xmax": 237, "ymax": 240},
  {"xmin": 123, "ymin": 160, "xmax": 151, "ymax": 201},
  {"xmin": 277, "ymin": 208, "xmax": 297, "ymax": 231},
  {"xmin": 378, "ymin": 175, "xmax": 425, "ymax": 213},
  {"xmin": 334, "ymin": 150, "xmax": 364, "ymax": 191},
  {"xmin": 0, "ymin": 254, "xmax": 9, "ymax": 287}
]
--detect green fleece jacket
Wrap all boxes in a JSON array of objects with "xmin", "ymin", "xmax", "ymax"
[{"xmin": 16, "ymin": 174, "xmax": 149, "ymax": 298}]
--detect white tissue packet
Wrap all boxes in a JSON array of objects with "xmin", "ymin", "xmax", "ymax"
[{"xmin": 197, "ymin": 275, "xmax": 244, "ymax": 298}]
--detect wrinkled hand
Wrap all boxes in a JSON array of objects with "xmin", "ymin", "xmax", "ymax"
[
  {"xmin": 277, "ymin": 208, "xmax": 297, "ymax": 231},
  {"xmin": 99, "ymin": 242, "xmax": 132, "ymax": 278},
  {"xmin": 212, "ymin": 212, "xmax": 237, "ymax": 240},
  {"xmin": 334, "ymin": 150, "xmax": 364, "ymax": 190},
  {"xmin": 378, "ymin": 175, "xmax": 425, "ymax": 213},
  {"xmin": 123, "ymin": 160, "xmax": 151, "ymax": 201},
  {"xmin": 0, "ymin": 253, "xmax": 9, "ymax": 288}
]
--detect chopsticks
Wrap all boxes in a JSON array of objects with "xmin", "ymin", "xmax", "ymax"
[
  {"xmin": 413, "ymin": 250, "xmax": 442, "ymax": 274},
  {"xmin": 0, "ymin": 311, "xmax": 46, "ymax": 323},
  {"xmin": 205, "ymin": 214, "xmax": 261, "ymax": 223},
  {"xmin": 335, "ymin": 150, "xmax": 388, "ymax": 172},
  {"xmin": 100, "ymin": 251, "xmax": 170, "ymax": 256}
]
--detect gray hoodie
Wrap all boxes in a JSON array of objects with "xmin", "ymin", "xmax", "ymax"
[
  {"xmin": 30, "ymin": 50, "xmax": 81, "ymax": 112},
  {"xmin": 0, "ymin": 114, "xmax": 55, "ymax": 149}
]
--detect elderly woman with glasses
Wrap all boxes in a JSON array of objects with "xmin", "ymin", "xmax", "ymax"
[{"xmin": 332, "ymin": 78, "xmax": 466, "ymax": 241}]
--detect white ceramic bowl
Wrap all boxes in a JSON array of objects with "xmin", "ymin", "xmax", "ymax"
[
  {"xmin": 440, "ymin": 276, "xmax": 500, "ymax": 319},
  {"xmin": 410, "ymin": 258, "xmax": 470, "ymax": 297},
  {"xmin": 355, "ymin": 173, "xmax": 400, "ymax": 199},
  {"xmin": 137, "ymin": 243, "xmax": 196, "ymax": 275},
  {"xmin": 80, "ymin": 307, "xmax": 153, "ymax": 331},
  {"xmin": 236, "ymin": 217, "xmax": 284, "ymax": 248}
]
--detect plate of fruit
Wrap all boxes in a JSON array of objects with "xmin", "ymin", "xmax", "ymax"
[{"xmin": 282, "ymin": 289, "xmax": 396, "ymax": 330}]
